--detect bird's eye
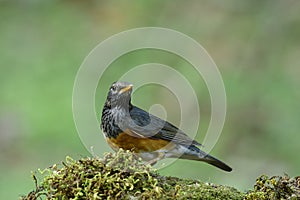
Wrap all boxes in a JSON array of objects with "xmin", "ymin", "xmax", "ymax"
[{"xmin": 111, "ymin": 85, "xmax": 117, "ymax": 92}]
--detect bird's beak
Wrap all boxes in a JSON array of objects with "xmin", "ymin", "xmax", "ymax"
[{"xmin": 119, "ymin": 84, "xmax": 133, "ymax": 94}]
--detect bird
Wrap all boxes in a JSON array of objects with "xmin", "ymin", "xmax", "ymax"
[{"xmin": 100, "ymin": 81, "xmax": 232, "ymax": 172}]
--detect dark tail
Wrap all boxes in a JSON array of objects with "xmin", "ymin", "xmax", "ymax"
[
  {"xmin": 202, "ymin": 154, "xmax": 232, "ymax": 172},
  {"xmin": 180, "ymin": 146, "xmax": 232, "ymax": 172}
]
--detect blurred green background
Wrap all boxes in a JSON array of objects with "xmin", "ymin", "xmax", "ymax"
[{"xmin": 1, "ymin": 1, "xmax": 299, "ymax": 199}]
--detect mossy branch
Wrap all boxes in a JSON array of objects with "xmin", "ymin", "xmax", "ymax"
[{"xmin": 20, "ymin": 149, "xmax": 299, "ymax": 200}]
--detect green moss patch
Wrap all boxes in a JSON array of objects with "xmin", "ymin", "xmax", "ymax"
[
  {"xmin": 20, "ymin": 149, "xmax": 299, "ymax": 200},
  {"xmin": 245, "ymin": 174, "xmax": 300, "ymax": 200}
]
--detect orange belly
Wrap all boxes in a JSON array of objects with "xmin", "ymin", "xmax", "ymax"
[{"xmin": 106, "ymin": 132, "xmax": 175, "ymax": 153}]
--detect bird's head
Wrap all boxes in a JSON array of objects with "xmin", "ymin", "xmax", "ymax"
[{"xmin": 104, "ymin": 81, "xmax": 133, "ymax": 108}]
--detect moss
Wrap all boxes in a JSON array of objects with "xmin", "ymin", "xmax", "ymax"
[
  {"xmin": 245, "ymin": 174, "xmax": 300, "ymax": 200},
  {"xmin": 20, "ymin": 149, "xmax": 299, "ymax": 200}
]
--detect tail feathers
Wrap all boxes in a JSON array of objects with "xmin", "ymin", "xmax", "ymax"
[
  {"xmin": 203, "ymin": 154, "xmax": 232, "ymax": 172},
  {"xmin": 180, "ymin": 146, "xmax": 232, "ymax": 172}
]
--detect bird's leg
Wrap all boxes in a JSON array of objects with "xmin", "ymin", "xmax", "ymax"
[{"xmin": 145, "ymin": 152, "xmax": 165, "ymax": 166}]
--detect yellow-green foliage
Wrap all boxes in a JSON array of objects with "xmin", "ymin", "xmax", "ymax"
[
  {"xmin": 245, "ymin": 175, "xmax": 300, "ymax": 200},
  {"xmin": 20, "ymin": 149, "xmax": 299, "ymax": 200}
]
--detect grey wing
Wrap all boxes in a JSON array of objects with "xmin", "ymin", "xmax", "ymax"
[{"xmin": 126, "ymin": 106, "xmax": 201, "ymax": 146}]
